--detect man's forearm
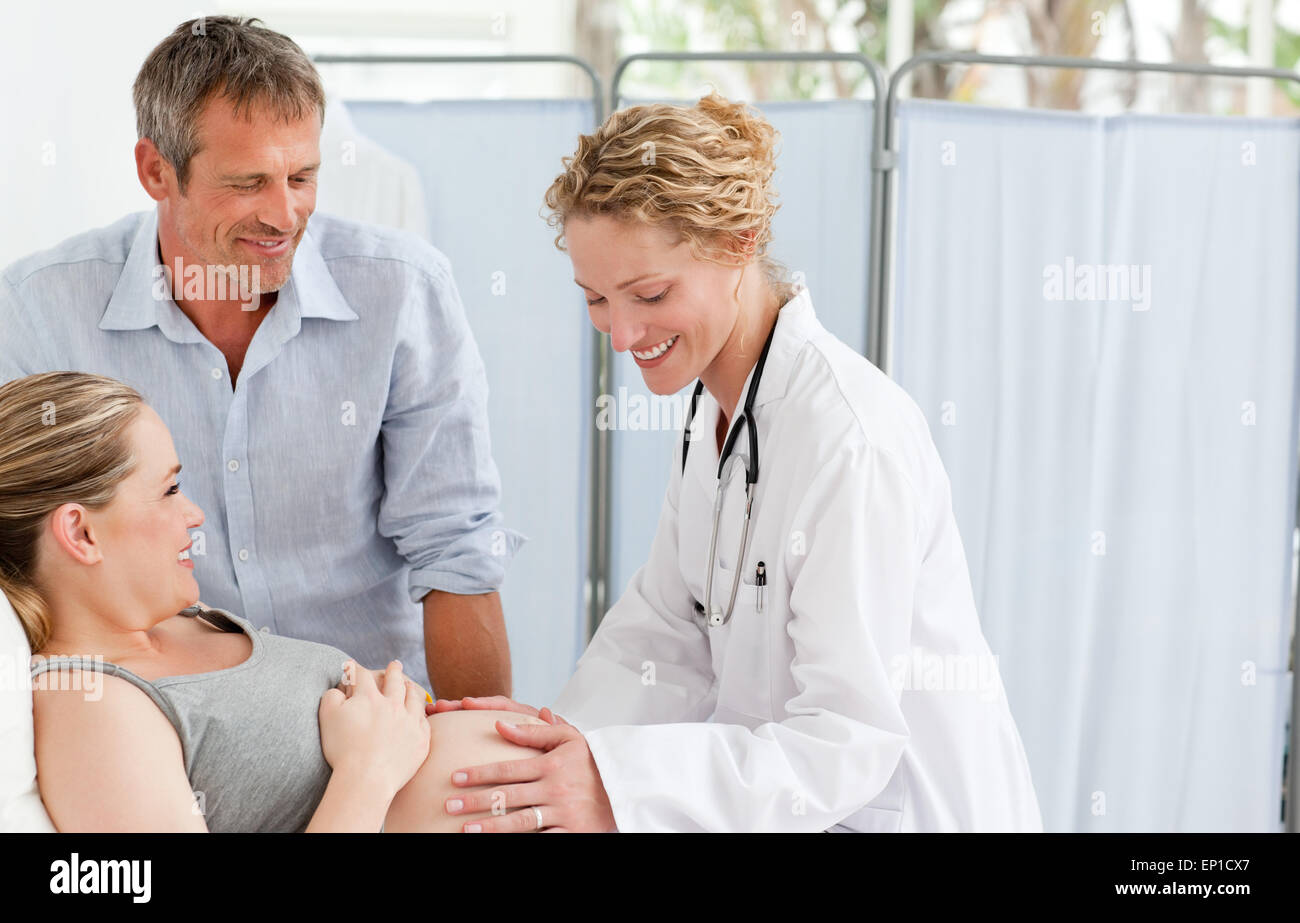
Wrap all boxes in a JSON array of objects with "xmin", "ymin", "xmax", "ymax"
[{"xmin": 422, "ymin": 589, "xmax": 512, "ymax": 699}]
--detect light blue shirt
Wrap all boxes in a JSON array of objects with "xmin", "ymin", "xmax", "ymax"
[{"xmin": 0, "ymin": 208, "xmax": 524, "ymax": 691}]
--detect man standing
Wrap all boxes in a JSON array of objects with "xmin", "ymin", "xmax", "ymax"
[{"xmin": 0, "ymin": 16, "xmax": 521, "ymax": 697}]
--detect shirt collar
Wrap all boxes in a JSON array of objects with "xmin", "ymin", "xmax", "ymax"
[{"xmin": 99, "ymin": 208, "xmax": 358, "ymax": 339}]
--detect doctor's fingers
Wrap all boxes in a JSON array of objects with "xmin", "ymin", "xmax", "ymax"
[
  {"xmin": 537, "ymin": 706, "xmax": 568, "ymax": 726},
  {"xmin": 458, "ymin": 695, "xmax": 542, "ymax": 717},
  {"xmin": 452, "ymin": 751, "xmax": 554, "ymax": 788},
  {"xmin": 446, "ymin": 780, "xmax": 546, "ymax": 819},
  {"xmin": 466, "ymin": 803, "xmax": 564, "ymax": 834}
]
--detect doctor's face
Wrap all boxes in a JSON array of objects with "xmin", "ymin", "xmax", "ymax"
[
  {"xmin": 147, "ymin": 95, "xmax": 321, "ymax": 296},
  {"xmin": 567, "ymin": 215, "xmax": 748, "ymax": 395}
]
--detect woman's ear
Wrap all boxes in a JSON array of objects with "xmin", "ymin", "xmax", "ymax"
[
  {"xmin": 726, "ymin": 228, "xmax": 760, "ymax": 263},
  {"xmin": 45, "ymin": 504, "xmax": 103, "ymax": 567}
]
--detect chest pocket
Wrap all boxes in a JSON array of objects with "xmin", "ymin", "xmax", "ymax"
[{"xmin": 706, "ymin": 565, "xmax": 772, "ymax": 723}]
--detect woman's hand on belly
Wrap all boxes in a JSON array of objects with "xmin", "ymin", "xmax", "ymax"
[
  {"xmin": 319, "ymin": 660, "xmax": 432, "ymax": 801},
  {"xmin": 370, "ymin": 665, "xmax": 432, "ymax": 704}
]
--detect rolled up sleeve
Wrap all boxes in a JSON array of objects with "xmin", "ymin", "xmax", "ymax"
[{"xmin": 377, "ymin": 256, "xmax": 525, "ymax": 601}]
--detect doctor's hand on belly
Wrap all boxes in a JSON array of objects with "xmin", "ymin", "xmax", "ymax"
[{"xmin": 427, "ymin": 696, "xmax": 616, "ymax": 833}]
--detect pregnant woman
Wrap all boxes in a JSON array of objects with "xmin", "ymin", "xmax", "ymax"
[{"xmin": 0, "ymin": 370, "xmax": 545, "ymax": 833}]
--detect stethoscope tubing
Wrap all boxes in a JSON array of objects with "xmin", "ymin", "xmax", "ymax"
[{"xmin": 684, "ymin": 320, "xmax": 779, "ymax": 627}]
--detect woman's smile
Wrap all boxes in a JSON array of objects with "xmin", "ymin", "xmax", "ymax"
[{"xmin": 631, "ymin": 334, "xmax": 680, "ymax": 367}]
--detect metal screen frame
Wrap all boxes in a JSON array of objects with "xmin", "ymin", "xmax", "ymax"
[
  {"xmin": 312, "ymin": 52, "xmax": 607, "ymax": 654},
  {"xmin": 877, "ymin": 51, "xmax": 1300, "ymax": 832}
]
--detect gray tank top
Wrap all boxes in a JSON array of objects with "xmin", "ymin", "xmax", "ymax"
[{"xmin": 29, "ymin": 604, "xmax": 352, "ymax": 832}]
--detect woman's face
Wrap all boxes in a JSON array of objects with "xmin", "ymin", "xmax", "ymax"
[
  {"xmin": 566, "ymin": 214, "xmax": 745, "ymax": 395},
  {"xmin": 46, "ymin": 405, "xmax": 206, "ymax": 620}
]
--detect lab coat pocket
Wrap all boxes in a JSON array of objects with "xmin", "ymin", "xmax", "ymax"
[{"xmin": 707, "ymin": 569, "xmax": 773, "ymax": 722}]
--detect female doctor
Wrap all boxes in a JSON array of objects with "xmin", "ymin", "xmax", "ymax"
[{"xmin": 431, "ymin": 92, "xmax": 1043, "ymax": 833}]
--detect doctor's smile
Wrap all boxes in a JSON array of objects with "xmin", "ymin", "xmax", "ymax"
[{"xmin": 629, "ymin": 333, "xmax": 679, "ymax": 365}]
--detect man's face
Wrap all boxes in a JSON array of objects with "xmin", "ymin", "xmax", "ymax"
[{"xmin": 159, "ymin": 94, "xmax": 321, "ymax": 295}]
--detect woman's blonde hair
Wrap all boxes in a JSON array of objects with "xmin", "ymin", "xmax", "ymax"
[
  {"xmin": 0, "ymin": 372, "xmax": 145, "ymax": 652},
  {"xmin": 543, "ymin": 91, "xmax": 796, "ymax": 305}
]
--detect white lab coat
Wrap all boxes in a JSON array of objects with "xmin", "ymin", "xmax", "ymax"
[{"xmin": 552, "ymin": 286, "xmax": 1043, "ymax": 832}]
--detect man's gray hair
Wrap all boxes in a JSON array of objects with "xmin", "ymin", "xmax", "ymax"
[{"xmin": 132, "ymin": 16, "xmax": 325, "ymax": 192}]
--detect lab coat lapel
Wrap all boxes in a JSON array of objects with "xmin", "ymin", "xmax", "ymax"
[
  {"xmin": 687, "ymin": 285, "xmax": 815, "ymax": 496},
  {"xmin": 683, "ymin": 287, "xmax": 820, "ymax": 580}
]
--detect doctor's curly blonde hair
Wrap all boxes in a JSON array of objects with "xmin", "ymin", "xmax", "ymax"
[{"xmin": 542, "ymin": 91, "xmax": 796, "ymax": 304}]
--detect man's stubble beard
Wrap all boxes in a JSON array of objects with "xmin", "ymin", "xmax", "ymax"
[{"xmin": 210, "ymin": 240, "xmax": 296, "ymax": 296}]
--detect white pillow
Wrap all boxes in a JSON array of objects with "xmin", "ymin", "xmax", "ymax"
[{"xmin": 0, "ymin": 589, "xmax": 55, "ymax": 831}]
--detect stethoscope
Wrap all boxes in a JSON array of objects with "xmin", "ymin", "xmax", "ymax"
[{"xmin": 682, "ymin": 320, "xmax": 778, "ymax": 628}]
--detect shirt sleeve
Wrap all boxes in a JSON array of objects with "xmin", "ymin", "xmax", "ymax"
[
  {"xmin": 575, "ymin": 439, "xmax": 921, "ymax": 832},
  {"xmin": 376, "ymin": 254, "xmax": 525, "ymax": 602},
  {"xmin": 551, "ymin": 453, "xmax": 717, "ymax": 730}
]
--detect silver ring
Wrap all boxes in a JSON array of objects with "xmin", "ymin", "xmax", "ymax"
[{"xmin": 531, "ymin": 806, "xmax": 544, "ymax": 830}]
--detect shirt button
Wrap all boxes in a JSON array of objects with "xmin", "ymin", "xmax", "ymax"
[
  {"xmin": 238, "ymin": 549, "xmax": 250, "ymax": 561},
  {"xmin": 259, "ymin": 626, "xmax": 271, "ymax": 634},
  {"xmin": 210, "ymin": 368, "xmax": 222, "ymax": 380},
  {"xmin": 227, "ymin": 459, "xmax": 239, "ymax": 472}
]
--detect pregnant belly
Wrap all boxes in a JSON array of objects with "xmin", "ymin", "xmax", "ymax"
[{"xmin": 383, "ymin": 709, "xmax": 548, "ymax": 833}]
